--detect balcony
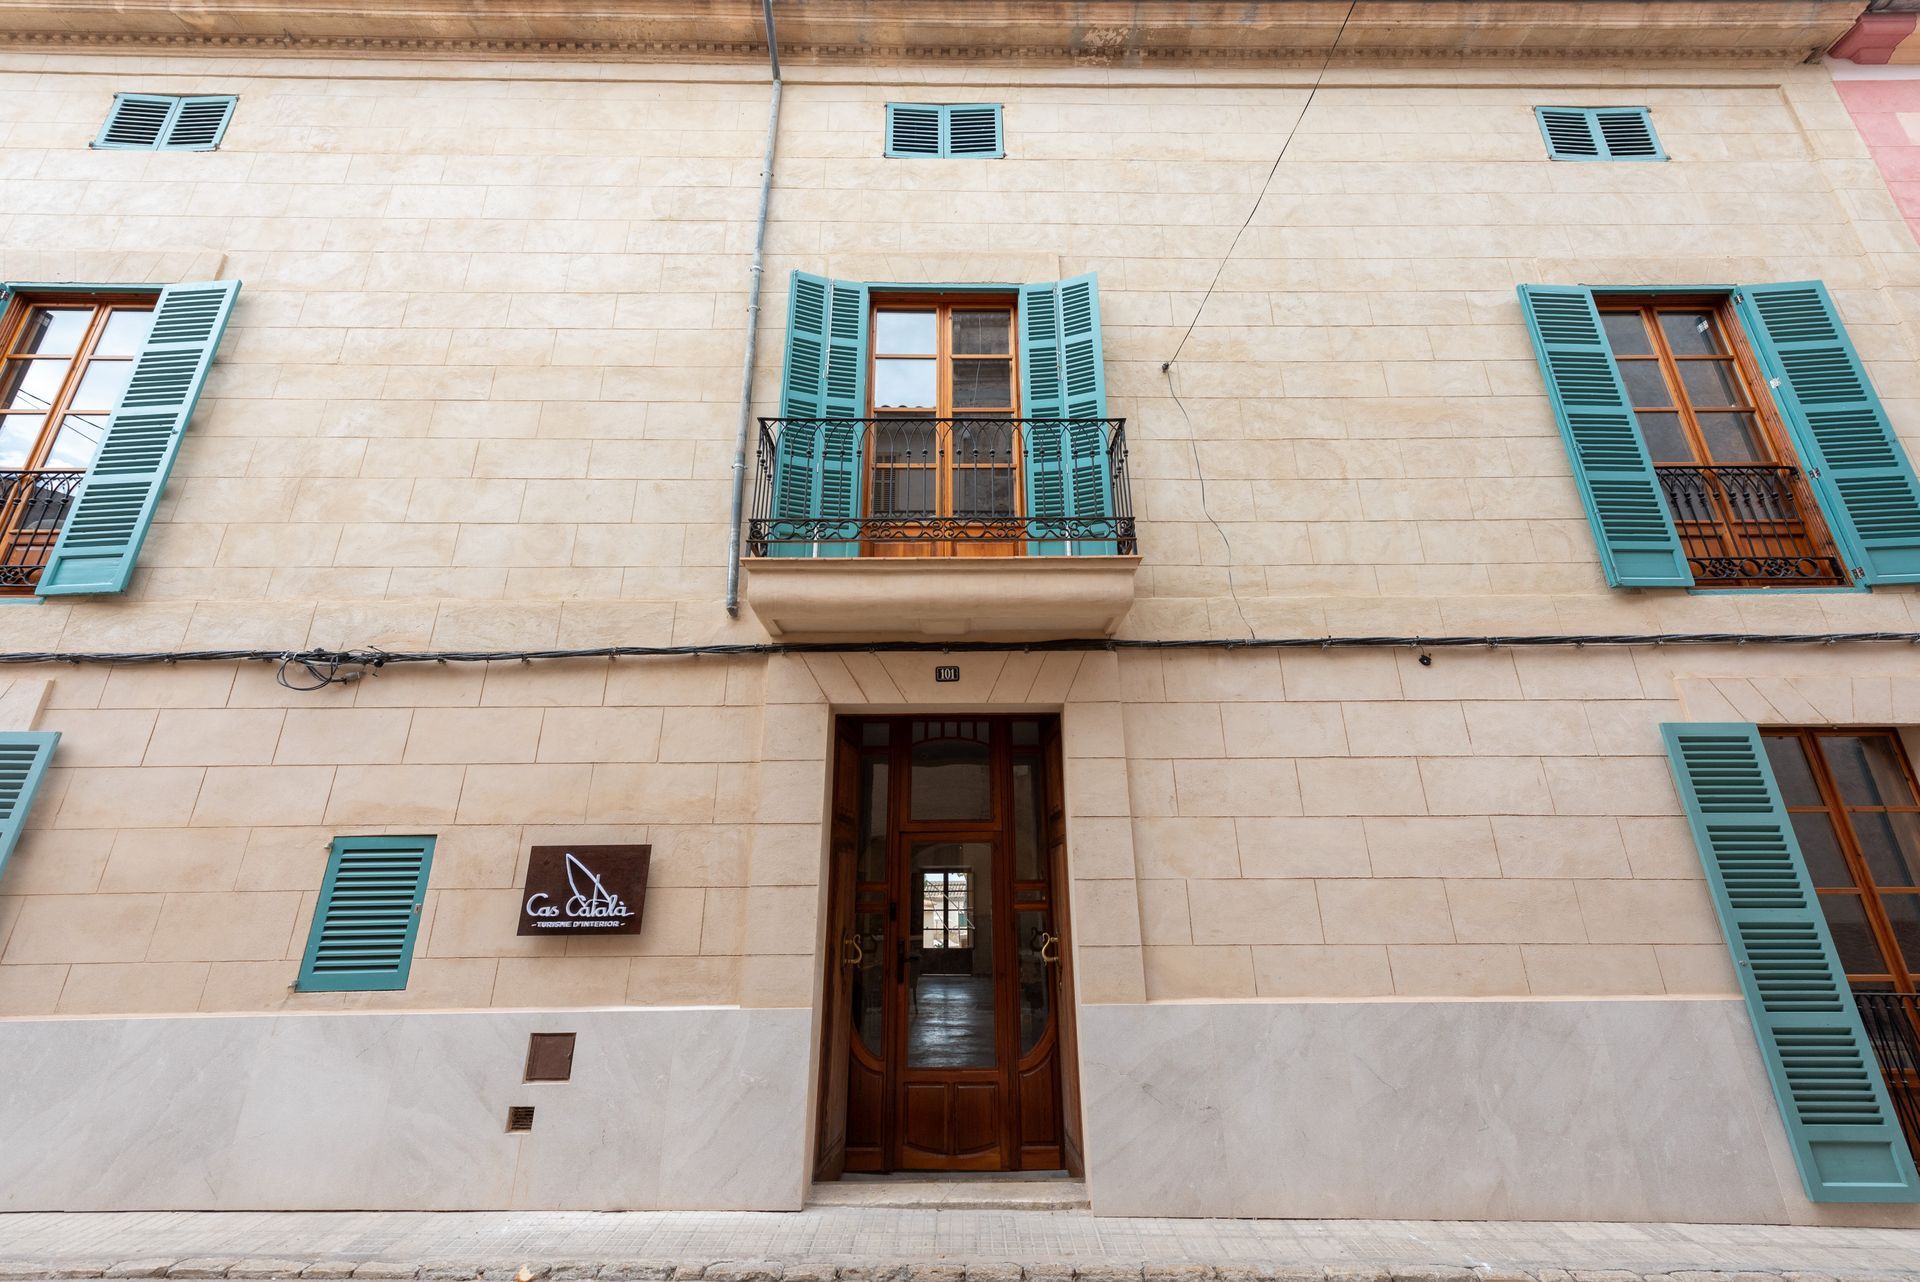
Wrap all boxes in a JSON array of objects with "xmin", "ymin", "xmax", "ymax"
[
  {"xmin": 1655, "ymin": 463, "xmax": 1849, "ymax": 587},
  {"xmin": 0, "ymin": 469, "xmax": 83, "ymax": 594},
  {"xmin": 740, "ymin": 418, "xmax": 1141, "ymax": 639},
  {"xmin": 1856, "ymin": 991, "xmax": 1920, "ymax": 1166}
]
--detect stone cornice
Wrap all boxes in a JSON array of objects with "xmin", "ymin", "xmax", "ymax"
[{"xmin": 0, "ymin": 1, "xmax": 1870, "ymax": 65}]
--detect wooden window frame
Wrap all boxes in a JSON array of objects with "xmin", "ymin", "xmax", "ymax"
[
  {"xmin": 1600, "ymin": 292, "xmax": 1848, "ymax": 588},
  {"xmin": 866, "ymin": 292, "xmax": 1023, "ymax": 555},
  {"xmin": 0, "ymin": 292, "xmax": 157, "ymax": 596},
  {"xmin": 0, "ymin": 292, "xmax": 154, "ymax": 473},
  {"xmin": 1766, "ymin": 726, "xmax": 1920, "ymax": 992}
]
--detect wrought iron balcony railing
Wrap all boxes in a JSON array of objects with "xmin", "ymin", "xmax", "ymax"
[
  {"xmin": 1655, "ymin": 463, "xmax": 1848, "ymax": 586},
  {"xmin": 1856, "ymin": 991, "xmax": 1920, "ymax": 1164},
  {"xmin": 748, "ymin": 417, "xmax": 1136, "ymax": 556},
  {"xmin": 0, "ymin": 468, "xmax": 83, "ymax": 592}
]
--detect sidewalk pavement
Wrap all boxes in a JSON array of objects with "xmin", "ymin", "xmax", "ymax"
[{"xmin": 0, "ymin": 1207, "xmax": 1916, "ymax": 1281}]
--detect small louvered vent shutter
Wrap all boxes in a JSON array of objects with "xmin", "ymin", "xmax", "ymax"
[
  {"xmin": 946, "ymin": 106, "xmax": 1004, "ymax": 157},
  {"xmin": 886, "ymin": 103, "xmax": 1003, "ymax": 158},
  {"xmin": 1660, "ymin": 723, "xmax": 1920, "ymax": 1204},
  {"xmin": 163, "ymin": 96, "xmax": 236, "ymax": 150},
  {"xmin": 1517, "ymin": 284, "xmax": 1690, "ymax": 586},
  {"xmin": 1536, "ymin": 107, "xmax": 1663, "ymax": 161},
  {"xmin": 0, "ymin": 732, "xmax": 59, "ymax": 885},
  {"xmin": 1537, "ymin": 108, "xmax": 1600, "ymax": 158},
  {"xmin": 1595, "ymin": 109, "xmax": 1659, "ymax": 158},
  {"xmin": 39, "ymin": 279, "xmax": 241, "ymax": 596},
  {"xmin": 1735, "ymin": 281, "xmax": 1920, "ymax": 584},
  {"xmin": 296, "ymin": 835, "xmax": 436, "ymax": 992},
  {"xmin": 886, "ymin": 104, "xmax": 942, "ymax": 157},
  {"xmin": 96, "ymin": 95, "xmax": 173, "ymax": 149}
]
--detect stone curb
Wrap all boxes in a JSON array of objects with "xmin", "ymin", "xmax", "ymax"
[{"xmin": 0, "ymin": 1267, "xmax": 1915, "ymax": 1282}]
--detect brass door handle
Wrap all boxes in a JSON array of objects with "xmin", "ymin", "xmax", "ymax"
[
  {"xmin": 1037, "ymin": 931, "xmax": 1059, "ymax": 965},
  {"xmin": 841, "ymin": 931, "xmax": 864, "ymax": 967}
]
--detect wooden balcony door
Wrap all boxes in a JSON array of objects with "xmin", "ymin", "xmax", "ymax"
[
  {"xmin": 1598, "ymin": 296, "xmax": 1846, "ymax": 586},
  {"xmin": 0, "ymin": 296, "xmax": 154, "ymax": 591},
  {"xmin": 815, "ymin": 716, "xmax": 1079, "ymax": 1176},
  {"xmin": 867, "ymin": 298, "xmax": 1020, "ymax": 557},
  {"xmin": 1762, "ymin": 728, "xmax": 1920, "ymax": 1161}
]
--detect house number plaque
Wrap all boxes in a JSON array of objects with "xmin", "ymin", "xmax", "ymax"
[
  {"xmin": 518, "ymin": 844, "xmax": 650, "ymax": 935},
  {"xmin": 935, "ymin": 666, "xmax": 960, "ymax": 682}
]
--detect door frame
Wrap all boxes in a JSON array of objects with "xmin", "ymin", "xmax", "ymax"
[{"xmin": 811, "ymin": 711, "xmax": 1085, "ymax": 1178}]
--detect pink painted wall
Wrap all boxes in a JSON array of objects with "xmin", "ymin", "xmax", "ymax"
[{"xmin": 1836, "ymin": 76, "xmax": 1920, "ymax": 243}]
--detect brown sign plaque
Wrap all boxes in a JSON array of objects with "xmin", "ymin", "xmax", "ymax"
[{"xmin": 518, "ymin": 844, "xmax": 650, "ymax": 936}]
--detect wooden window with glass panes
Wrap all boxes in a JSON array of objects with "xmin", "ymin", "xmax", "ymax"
[
  {"xmin": 1763, "ymin": 728, "xmax": 1920, "ymax": 990},
  {"xmin": 867, "ymin": 297, "xmax": 1020, "ymax": 557},
  {"xmin": 0, "ymin": 296, "xmax": 155, "ymax": 591},
  {"xmin": 1598, "ymin": 297, "xmax": 1847, "ymax": 587}
]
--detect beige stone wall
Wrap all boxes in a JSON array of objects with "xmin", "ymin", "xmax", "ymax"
[{"xmin": 0, "ymin": 53, "xmax": 1916, "ymax": 1017}]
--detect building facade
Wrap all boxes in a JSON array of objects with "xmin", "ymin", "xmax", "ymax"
[{"xmin": 2, "ymin": 0, "xmax": 1920, "ymax": 1224}]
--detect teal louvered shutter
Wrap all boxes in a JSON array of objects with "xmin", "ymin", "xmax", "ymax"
[
  {"xmin": 1736, "ymin": 281, "xmax": 1920, "ymax": 584},
  {"xmin": 161, "ymin": 96, "xmax": 236, "ymax": 150},
  {"xmin": 1660, "ymin": 723, "xmax": 1920, "ymax": 1204},
  {"xmin": 0, "ymin": 732, "xmax": 59, "ymax": 885},
  {"xmin": 38, "ymin": 279, "xmax": 240, "ymax": 595},
  {"xmin": 296, "ymin": 834, "xmax": 436, "ymax": 993},
  {"xmin": 945, "ymin": 106, "xmax": 1004, "ymax": 158},
  {"xmin": 769, "ymin": 272, "xmax": 867, "ymax": 558},
  {"xmin": 1518, "ymin": 285, "xmax": 1691, "ymax": 587},
  {"xmin": 1536, "ymin": 108, "xmax": 1662, "ymax": 161},
  {"xmin": 1020, "ymin": 274, "xmax": 1115, "ymax": 556},
  {"xmin": 1536, "ymin": 108, "xmax": 1602, "ymax": 158},
  {"xmin": 886, "ymin": 104, "xmax": 1003, "ymax": 158},
  {"xmin": 885, "ymin": 104, "xmax": 942, "ymax": 157},
  {"xmin": 95, "ymin": 94, "xmax": 174, "ymax": 148}
]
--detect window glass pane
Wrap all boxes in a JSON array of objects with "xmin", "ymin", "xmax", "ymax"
[
  {"xmin": 1013, "ymin": 756, "xmax": 1043, "ymax": 882},
  {"xmin": 44, "ymin": 415, "xmax": 108, "ymax": 470},
  {"xmin": 1821, "ymin": 735, "xmax": 1917, "ymax": 807},
  {"xmin": 1764, "ymin": 734, "xmax": 1823, "ymax": 806},
  {"xmin": 1658, "ymin": 310, "xmax": 1726, "ymax": 356},
  {"xmin": 953, "ymin": 467, "xmax": 1015, "ymax": 517},
  {"xmin": 1819, "ymin": 893, "xmax": 1891, "ymax": 976},
  {"xmin": 907, "ymin": 842, "xmax": 994, "ymax": 1069},
  {"xmin": 952, "ymin": 359, "xmax": 1012, "ymax": 408},
  {"xmin": 875, "ymin": 420, "xmax": 936, "ymax": 464},
  {"xmin": 1601, "ymin": 311, "xmax": 1653, "ymax": 356},
  {"xmin": 1883, "ymin": 894, "xmax": 1920, "ymax": 977},
  {"xmin": 0, "ymin": 359, "xmax": 71, "ymax": 413},
  {"xmin": 857, "ymin": 754, "xmax": 889, "ymax": 885},
  {"xmin": 71, "ymin": 360, "xmax": 132, "ymax": 411},
  {"xmin": 911, "ymin": 730, "xmax": 992, "ymax": 822},
  {"xmin": 871, "ymin": 465, "xmax": 934, "ymax": 518},
  {"xmin": 875, "ymin": 310, "xmax": 937, "ymax": 355},
  {"xmin": 874, "ymin": 358, "xmax": 935, "ymax": 408},
  {"xmin": 1696, "ymin": 413, "xmax": 1766, "ymax": 463},
  {"xmin": 14, "ymin": 309, "xmax": 89, "ymax": 357},
  {"xmin": 1678, "ymin": 360, "xmax": 1745, "ymax": 408},
  {"xmin": 1851, "ymin": 811, "xmax": 1920, "ymax": 889},
  {"xmin": 95, "ymin": 309, "xmax": 153, "ymax": 358},
  {"xmin": 1619, "ymin": 360, "xmax": 1672, "ymax": 409},
  {"xmin": 853, "ymin": 907, "xmax": 885, "ymax": 1056},
  {"xmin": 0, "ymin": 415, "xmax": 45, "ymax": 469},
  {"xmin": 1790, "ymin": 811, "xmax": 1856, "ymax": 887},
  {"xmin": 950, "ymin": 418, "xmax": 1015, "ymax": 465},
  {"xmin": 1017, "ymin": 909, "xmax": 1052, "ymax": 1056},
  {"xmin": 1636, "ymin": 412, "xmax": 1691, "ymax": 462},
  {"xmin": 952, "ymin": 310, "xmax": 1011, "ymax": 355}
]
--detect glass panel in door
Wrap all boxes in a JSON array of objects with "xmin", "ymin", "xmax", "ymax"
[{"xmin": 906, "ymin": 841, "xmax": 995, "ymax": 1069}]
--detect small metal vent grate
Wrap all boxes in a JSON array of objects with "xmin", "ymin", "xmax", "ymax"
[{"xmin": 506, "ymin": 1106, "xmax": 535, "ymax": 1133}]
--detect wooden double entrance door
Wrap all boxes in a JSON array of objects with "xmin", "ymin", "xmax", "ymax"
[{"xmin": 814, "ymin": 715, "xmax": 1082, "ymax": 1176}]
